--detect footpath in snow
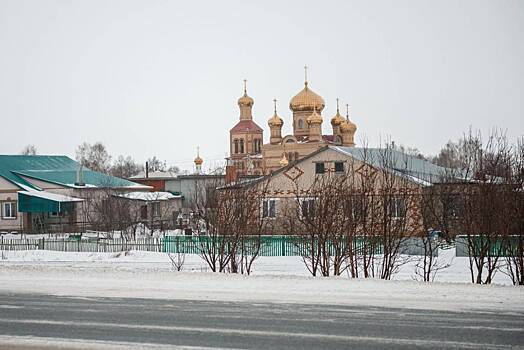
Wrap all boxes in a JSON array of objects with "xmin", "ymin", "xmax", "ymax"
[{"xmin": 0, "ymin": 249, "xmax": 522, "ymax": 313}]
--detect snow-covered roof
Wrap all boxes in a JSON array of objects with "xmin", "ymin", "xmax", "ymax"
[
  {"xmin": 130, "ymin": 171, "xmax": 179, "ymax": 180},
  {"xmin": 18, "ymin": 189, "xmax": 84, "ymax": 203},
  {"xmin": 115, "ymin": 191, "xmax": 181, "ymax": 201}
]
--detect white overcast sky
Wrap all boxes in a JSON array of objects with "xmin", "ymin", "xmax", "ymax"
[{"xmin": 0, "ymin": 0, "xmax": 523, "ymax": 171}]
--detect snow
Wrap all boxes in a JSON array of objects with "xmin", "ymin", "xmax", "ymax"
[
  {"xmin": 116, "ymin": 191, "xmax": 181, "ymax": 201},
  {"xmin": 18, "ymin": 189, "xmax": 83, "ymax": 202},
  {"xmin": 0, "ymin": 248, "xmax": 522, "ymax": 313}
]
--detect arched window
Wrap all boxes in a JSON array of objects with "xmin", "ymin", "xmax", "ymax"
[
  {"xmin": 240, "ymin": 139, "xmax": 244, "ymax": 153},
  {"xmin": 298, "ymin": 119, "xmax": 304, "ymax": 129},
  {"xmin": 234, "ymin": 139, "xmax": 239, "ymax": 154},
  {"xmin": 254, "ymin": 139, "xmax": 261, "ymax": 153}
]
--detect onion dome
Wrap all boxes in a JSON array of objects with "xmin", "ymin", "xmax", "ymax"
[
  {"xmin": 289, "ymin": 67, "xmax": 325, "ymax": 112},
  {"xmin": 331, "ymin": 99, "xmax": 345, "ymax": 126},
  {"xmin": 268, "ymin": 99, "xmax": 283, "ymax": 127},
  {"xmin": 194, "ymin": 147, "xmax": 203, "ymax": 165},
  {"xmin": 307, "ymin": 107, "xmax": 323, "ymax": 125},
  {"xmin": 194, "ymin": 156, "xmax": 203, "ymax": 165},
  {"xmin": 238, "ymin": 79, "xmax": 254, "ymax": 107},
  {"xmin": 279, "ymin": 153, "xmax": 289, "ymax": 167},
  {"xmin": 289, "ymin": 83, "xmax": 325, "ymax": 112},
  {"xmin": 340, "ymin": 104, "xmax": 357, "ymax": 133}
]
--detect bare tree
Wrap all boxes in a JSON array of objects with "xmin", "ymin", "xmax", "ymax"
[
  {"xmin": 111, "ymin": 155, "xmax": 143, "ymax": 178},
  {"xmin": 20, "ymin": 144, "xmax": 37, "ymax": 155},
  {"xmin": 76, "ymin": 142, "xmax": 112, "ymax": 173}
]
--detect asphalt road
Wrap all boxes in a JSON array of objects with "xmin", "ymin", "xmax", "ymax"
[{"xmin": 0, "ymin": 293, "xmax": 522, "ymax": 350}]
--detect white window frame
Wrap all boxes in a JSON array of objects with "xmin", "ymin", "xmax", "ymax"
[
  {"xmin": 151, "ymin": 201, "xmax": 161, "ymax": 217},
  {"xmin": 261, "ymin": 198, "xmax": 278, "ymax": 219},
  {"xmin": 390, "ymin": 197, "xmax": 406, "ymax": 219},
  {"xmin": 2, "ymin": 201, "xmax": 17, "ymax": 219},
  {"xmin": 299, "ymin": 197, "xmax": 316, "ymax": 219}
]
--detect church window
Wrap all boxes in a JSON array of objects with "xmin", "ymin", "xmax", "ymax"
[
  {"xmin": 298, "ymin": 119, "xmax": 304, "ymax": 129},
  {"xmin": 254, "ymin": 139, "xmax": 261, "ymax": 153},
  {"xmin": 234, "ymin": 139, "xmax": 239, "ymax": 154},
  {"xmin": 240, "ymin": 139, "xmax": 245, "ymax": 153}
]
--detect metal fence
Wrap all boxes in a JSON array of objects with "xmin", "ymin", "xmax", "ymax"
[
  {"xmin": 163, "ymin": 236, "xmax": 384, "ymax": 257},
  {"xmin": 455, "ymin": 235, "xmax": 523, "ymax": 257}
]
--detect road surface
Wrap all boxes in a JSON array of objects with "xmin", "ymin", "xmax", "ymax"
[{"xmin": 0, "ymin": 293, "xmax": 522, "ymax": 349}]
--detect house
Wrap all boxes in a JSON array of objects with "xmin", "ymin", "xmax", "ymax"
[
  {"xmin": 0, "ymin": 155, "xmax": 176, "ymax": 233},
  {"xmin": 227, "ymin": 145, "xmax": 451, "ymax": 235}
]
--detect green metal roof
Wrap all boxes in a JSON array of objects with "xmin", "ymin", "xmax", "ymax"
[{"xmin": 0, "ymin": 155, "xmax": 143, "ymax": 190}]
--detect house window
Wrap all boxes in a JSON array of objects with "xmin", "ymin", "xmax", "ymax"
[
  {"xmin": 240, "ymin": 139, "xmax": 245, "ymax": 153},
  {"xmin": 2, "ymin": 202, "xmax": 17, "ymax": 219},
  {"xmin": 443, "ymin": 194, "xmax": 461, "ymax": 218},
  {"xmin": 334, "ymin": 162, "xmax": 344, "ymax": 173},
  {"xmin": 234, "ymin": 139, "xmax": 239, "ymax": 154},
  {"xmin": 300, "ymin": 198, "xmax": 315, "ymax": 219},
  {"xmin": 140, "ymin": 205, "xmax": 148, "ymax": 219},
  {"xmin": 389, "ymin": 197, "xmax": 406, "ymax": 219},
  {"xmin": 315, "ymin": 162, "xmax": 325, "ymax": 174},
  {"xmin": 151, "ymin": 202, "xmax": 161, "ymax": 217},
  {"xmin": 261, "ymin": 198, "xmax": 277, "ymax": 218}
]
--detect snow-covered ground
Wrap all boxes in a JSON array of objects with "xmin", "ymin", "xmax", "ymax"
[
  {"xmin": 0, "ymin": 248, "xmax": 522, "ymax": 314},
  {"xmin": 0, "ymin": 247, "xmax": 514, "ymax": 284}
]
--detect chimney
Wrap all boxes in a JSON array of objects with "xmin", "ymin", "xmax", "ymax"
[{"xmin": 75, "ymin": 165, "xmax": 85, "ymax": 186}]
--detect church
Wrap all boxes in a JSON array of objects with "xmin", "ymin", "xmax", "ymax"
[{"xmin": 228, "ymin": 68, "xmax": 358, "ymax": 175}]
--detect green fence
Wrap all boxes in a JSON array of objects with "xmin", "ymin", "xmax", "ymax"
[
  {"xmin": 456, "ymin": 235, "xmax": 524, "ymax": 257},
  {"xmin": 163, "ymin": 236, "xmax": 383, "ymax": 257}
]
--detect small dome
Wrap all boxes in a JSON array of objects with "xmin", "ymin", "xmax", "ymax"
[
  {"xmin": 307, "ymin": 108, "xmax": 323, "ymax": 125},
  {"xmin": 340, "ymin": 119, "xmax": 357, "ymax": 133},
  {"xmin": 331, "ymin": 111, "xmax": 345, "ymax": 126},
  {"xmin": 268, "ymin": 99, "xmax": 283, "ymax": 127},
  {"xmin": 289, "ymin": 83, "xmax": 325, "ymax": 112},
  {"xmin": 238, "ymin": 93, "xmax": 254, "ymax": 107},
  {"xmin": 268, "ymin": 113, "xmax": 283, "ymax": 127},
  {"xmin": 194, "ymin": 155, "xmax": 203, "ymax": 165}
]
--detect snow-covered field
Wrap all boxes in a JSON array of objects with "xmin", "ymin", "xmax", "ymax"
[
  {"xmin": 1, "ymin": 248, "xmax": 522, "ymax": 313},
  {"xmin": 0, "ymin": 247, "xmax": 513, "ymax": 284}
]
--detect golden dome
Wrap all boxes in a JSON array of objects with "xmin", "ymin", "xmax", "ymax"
[
  {"xmin": 289, "ymin": 83, "xmax": 325, "ymax": 112},
  {"xmin": 194, "ymin": 156, "xmax": 203, "ymax": 165},
  {"xmin": 340, "ymin": 119, "xmax": 357, "ymax": 133},
  {"xmin": 331, "ymin": 98, "xmax": 346, "ymax": 126},
  {"xmin": 194, "ymin": 147, "xmax": 203, "ymax": 165},
  {"xmin": 268, "ymin": 99, "xmax": 283, "ymax": 127},
  {"xmin": 331, "ymin": 111, "xmax": 345, "ymax": 126},
  {"xmin": 307, "ymin": 108, "xmax": 323, "ymax": 125},
  {"xmin": 268, "ymin": 113, "xmax": 283, "ymax": 127},
  {"xmin": 238, "ymin": 93, "xmax": 254, "ymax": 107},
  {"xmin": 238, "ymin": 79, "xmax": 254, "ymax": 107}
]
